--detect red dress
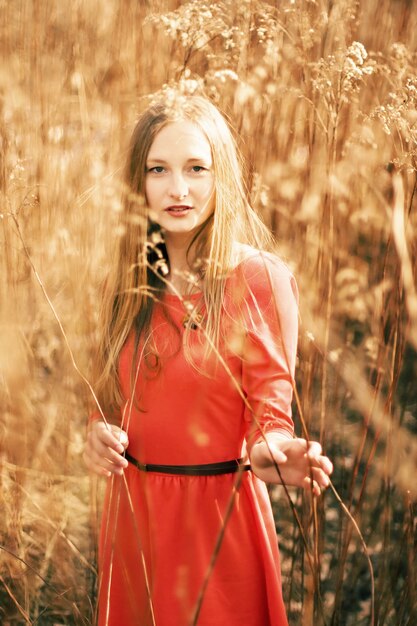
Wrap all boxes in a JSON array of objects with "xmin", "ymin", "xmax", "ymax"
[{"xmin": 97, "ymin": 252, "xmax": 298, "ymax": 626}]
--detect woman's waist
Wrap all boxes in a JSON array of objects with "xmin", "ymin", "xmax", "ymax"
[
  {"xmin": 124, "ymin": 450, "xmax": 251, "ymax": 476},
  {"xmin": 125, "ymin": 447, "xmax": 248, "ymax": 466}
]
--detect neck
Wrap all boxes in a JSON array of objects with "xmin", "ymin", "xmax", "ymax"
[
  {"xmin": 164, "ymin": 232, "xmax": 200, "ymax": 294},
  {"xmin": 164, "ymin": 232, "xmax": 191, "ymax": 269}
]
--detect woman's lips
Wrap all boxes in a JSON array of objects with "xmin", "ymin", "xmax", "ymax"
[{"xmin": 164, "ymin": 205, "xmax": 193, "ymax": 216}]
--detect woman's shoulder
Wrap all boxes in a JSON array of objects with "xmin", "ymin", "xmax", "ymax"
[
  {"xmin": 227, "ymin": 244, "xmax": 299, "ymax": 316},
  {"xmin": 230, "ymin": 243, "xmax": 295, "ymax": 284}
]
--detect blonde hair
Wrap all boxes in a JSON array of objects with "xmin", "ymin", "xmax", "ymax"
[{"xmin": 94, "ymin": 92, "xmax": 274, "ymax": 413}]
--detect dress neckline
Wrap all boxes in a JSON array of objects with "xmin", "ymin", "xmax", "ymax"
[
  {"xmin": 160, "ymin": 249, "xmax": 271, "ymax": 303},
  {"xmin": 163, "ymin": 290, "xmax": 202, "ymax": 302}
]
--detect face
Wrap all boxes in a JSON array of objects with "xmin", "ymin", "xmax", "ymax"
[{"xmin": 145, "ymin": 120, "xmax": 215, "ymax": 241}]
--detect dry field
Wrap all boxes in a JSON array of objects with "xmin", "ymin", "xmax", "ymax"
[{"xmin": 0, "ymin": 1, "xmax": 416, "ymax": 624}]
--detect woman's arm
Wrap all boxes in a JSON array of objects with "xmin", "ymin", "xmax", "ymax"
[{"xmin": 239, "ymin": 254, "xmax": 332, "ymax": 493}]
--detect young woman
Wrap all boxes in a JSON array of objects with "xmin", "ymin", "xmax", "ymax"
[{"xmin": 84, "ymin": 93, "xmax": 333, "ymax": 626}]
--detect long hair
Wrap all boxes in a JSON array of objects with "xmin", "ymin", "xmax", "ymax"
[{"xmin": 93, "ymin": 92, "xmax": 274, "ymax": 413}]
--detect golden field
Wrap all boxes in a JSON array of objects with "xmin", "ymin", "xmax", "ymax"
[{"xmin": 0, "ymin": 1, "xmax": 416, "ymax": 624}]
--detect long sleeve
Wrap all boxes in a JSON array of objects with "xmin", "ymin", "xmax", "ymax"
[{"xmin": 237, "ymin": 254, "xmax": 298, "ymax": 453}]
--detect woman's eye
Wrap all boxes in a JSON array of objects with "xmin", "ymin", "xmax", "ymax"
[
  {"xmin": 147, "ymin": 166, "xmax": 165, "ymax": 174},
  {"xmin": 191, "ymin": 165, "xmax": 206, "ymax": 173}
]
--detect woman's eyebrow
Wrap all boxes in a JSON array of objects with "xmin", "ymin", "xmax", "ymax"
[
  {"xmin": 146, "ymin": 157, "xmax": 211, "ymax": 164},
  {"xmin": 146, "ymin": 156, "xmax": 213, "ymax": 168}
]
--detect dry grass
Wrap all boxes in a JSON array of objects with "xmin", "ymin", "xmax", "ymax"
[{"xmin": 0, "ymin": 1, "xmax": 416, "ymax": 624}]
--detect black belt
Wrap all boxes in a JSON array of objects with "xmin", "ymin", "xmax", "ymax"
[{"xmin": 125, "ymin": 451, "xmax": 251, "ymax": 476}]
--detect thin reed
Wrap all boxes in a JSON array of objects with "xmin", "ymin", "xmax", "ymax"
[{"xmin": 0, "ymin": 1, "xmax": 416, "ymax": 624}]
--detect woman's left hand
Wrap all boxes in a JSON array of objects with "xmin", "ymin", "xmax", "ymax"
[{"xmin": 249, "ymin": 434, "xmax": 333, "ymax": 495}]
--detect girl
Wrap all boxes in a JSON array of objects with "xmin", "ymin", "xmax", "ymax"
[{"xmin": 84, "ymin": 92, "xmax": 333, "ymax": 626}]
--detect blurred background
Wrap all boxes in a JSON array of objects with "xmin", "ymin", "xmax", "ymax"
[{"xmin": 0, "ymin": 1, "xmax": 416, "ymax": 624}]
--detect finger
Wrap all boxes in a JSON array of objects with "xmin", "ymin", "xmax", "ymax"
[
  {"xmin": 85, "ymin": 432, "xmax": 128, "ymax": 469},
  {"xmin": 86, "ymin": 460, "xmax": 111, "ymax": 478},
  {"xmin": 317, "ymin": 455, "xmax": 333, "ymax": 475},
  {"xmin": 119, "ymin": 431, "xmax": 129, "ymax": 449},
  {"xmin": 309, "ymin": 466, "xmax": 331, "ymax": 488},
  {"xmin": 88, "ymin": 425, "xmax": 127, "ymax": 457},
  {"xmin": 305, "ymin": 453, "xmax": 333, "ymax": 476},
  {"xmin": 91, "ymin": 462, "xmax": 121, "ymax": 478},
  {"xmin": 89, "ymin": 443, "xmax": 128, "ymax": 470},
  {"xmin": 83, "ymin": 451, "xmax": 113, "ymax": 477},
  {"xmin": 84, "ymin": 448, "xmax": 127, "ymax": 476},
  {"xmin": 99, "ymin": 427, "xmax": 127, "ymax": 454},
  {"xmin": 306, "ymin": 441, "xmax": 323, "ymax": 459},
  {"xmin": 303, "ymin": 477, "xmax": 322, "ymax": 497},
  {"xmin": 110, "ymin": 425, "xmax": 129, "ymax": 450}
]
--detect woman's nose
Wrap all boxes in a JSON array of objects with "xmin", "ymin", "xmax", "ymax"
[{"xmin": 168, "ymin": 173, "xmax": 189, "ymax": 200}]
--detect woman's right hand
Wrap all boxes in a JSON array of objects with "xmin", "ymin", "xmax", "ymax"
[{"xmin": 83, "ymin": 420, "xmax": 129, "ymax": 477}]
